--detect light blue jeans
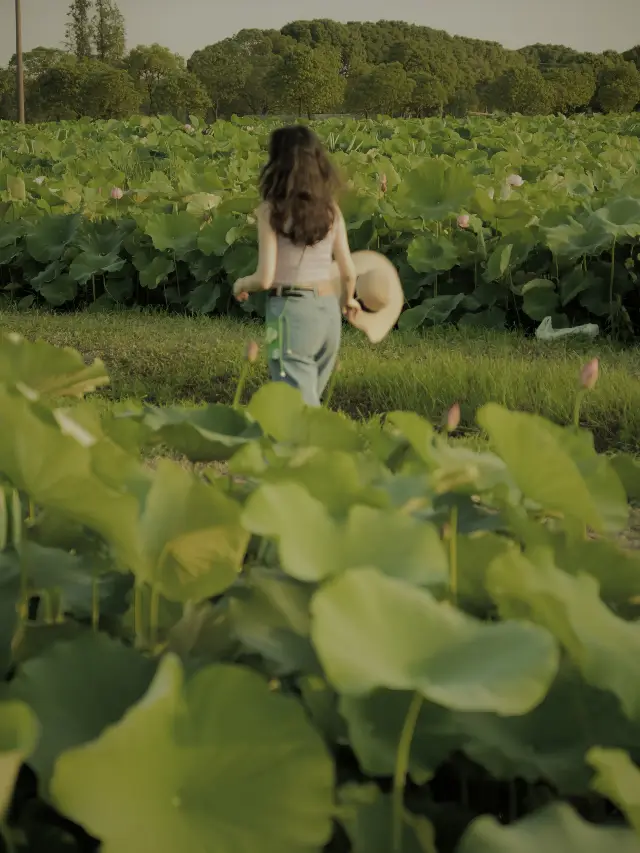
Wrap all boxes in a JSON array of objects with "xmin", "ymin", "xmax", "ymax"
[{"xmin": 265, "ymin": 292, "xmax": 342, "ymax": 407}]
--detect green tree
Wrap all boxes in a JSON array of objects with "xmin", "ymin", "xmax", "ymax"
[
  {"xmin": 150, "ymin": 71, "xmax": 211, "ymax": 120},
  {"xmin": 409, "ymin": 72, "xmax": 448, "ymax": 116},
  {"xmin": 268, "ymin": 44, "xmax": 345, "ymax": 117},
  {"xmin": 65, "ymin": 0, "xmax": 94, "ymax": 60},
  {"xmin": 596, "ymin": 62, "xmax": 640, "ymax": 113},
  {"xmin": 8, "ymin": 47, "xmax": 67, "ymax": 80},
  {"xmin": 0, "ymin": 68, "xmax": 14, "ymax": 120},
  {"xmin": 489, "ymin": 66, "xmax": 554, "ymax": 115},
  {"xmin": 27, "ymin": 61, "xmax": 85, "ymax": 120},
  {"xmin": 624, "ymin": 45, "xmax": 640, "ymax": 71},
  {"xmin": 92, "ymin": 0, "xmax": 126, "ymax": 64},
  {"xmin": 79, "ymin": 62, "xmax": 141, "ymax": 118},
  {"xmin": 545, "ymin": 66, "xmax": 597, "ymax": 113},
  {"xmin": 346, "ymin": 63, "xmax": 415, "ymax": 116},
  {"xmin": 125, "ymin": 44, "xmax": 185, "ymax": 113},
  {"xmin": 188, "ymin": 40, "xmax": 249, "ymax": 118}
]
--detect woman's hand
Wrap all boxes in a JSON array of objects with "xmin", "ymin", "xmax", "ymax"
[
  {"xmin": 343, "ymin": 298, "xmax": 362, "ymax": 326},
  {"xmin": 233, "ymin": 277, "xmax": 251, "ymax": 302}
]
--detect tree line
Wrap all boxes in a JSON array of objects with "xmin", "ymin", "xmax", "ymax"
[{"xmin": 1, "ymin": 2, "xmax": 639, "ymax": 122}]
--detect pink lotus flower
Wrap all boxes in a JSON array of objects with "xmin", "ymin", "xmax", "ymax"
[
  {"xmin": 447, "ymin": 403, "xmax": 461, "ymax": 432},
  {"xmin": 380, "ymin": 174, "xmax": 388, "ymax": 194},
  {"xmin": 184, "ymin": 124, "xmax": 195, "ymax": 133},
  {"xmin": 580, "ymin": 358, "xmax": 599, "ymax": 390},
  {"xmin": 110, "ymin": 187, "xmax": 124, "ymax": 201},
  {"xmin": 507, "ymin": 174, "xmax": 524, "ymax": 188},
  {"xmin": 457, "ymin": 214, "xmax": 470, "ymax": 229}
]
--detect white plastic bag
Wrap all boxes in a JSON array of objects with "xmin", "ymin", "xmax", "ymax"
[{"xmin": 535, "ymin": 316, "xmax": 599, "ymax": 341}]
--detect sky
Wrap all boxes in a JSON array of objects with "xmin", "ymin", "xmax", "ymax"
[{"xmin": 1, "ymin": 0, "xmax": 638, "ymax": 64}]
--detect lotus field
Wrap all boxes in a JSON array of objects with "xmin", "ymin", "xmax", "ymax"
[
  {"xmin": 0, "ymin": 332, "xmax": 639, "ymax": 852},
  {"xmin": 1, "ymin": 113, "xmax": 640, "ymax": 332}
]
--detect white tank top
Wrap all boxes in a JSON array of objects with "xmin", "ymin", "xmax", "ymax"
[{"xmin": 274, "ymin": 218, "xmax": 337, "ymax": 285}]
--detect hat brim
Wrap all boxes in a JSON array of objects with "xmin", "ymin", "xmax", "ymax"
[{"xmin": 330, "ymin": 251, "xmax": 404, "ymax": 343}]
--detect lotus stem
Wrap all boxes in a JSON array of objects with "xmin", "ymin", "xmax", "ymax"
[{"xmin": 392, "ymin": 692, "xmax": 424, "ymax": 853}]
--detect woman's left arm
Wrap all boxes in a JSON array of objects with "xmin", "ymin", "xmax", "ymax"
[{"xmin": 233, "ymin": 204, "xmax": 277, "ymax": 298}]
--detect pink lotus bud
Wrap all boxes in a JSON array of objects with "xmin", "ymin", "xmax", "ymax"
[
  {"xmin": 184, "ymin": 123, "xmax": 194, "ymax": 133},
  {"xmin": 507, "ymin": 174, "xmax": 524, "ymax": 188},
  {"xmin": 447, "ymin": 402, "xmax": 461, "ymax": 432},
  {"xmin": 457, "ymin": 214, "xmax": 470, "ymax": 229},
  {"xmin": 580, "ymin": 358, "xmax": 599, "ymax": 390},
  {"xmin": 245, "ymin": 340, "xmax": 259, "ymax": 364},
  {"xmin": 110, "ymin": 187, "xmax": 124, "ymax": 201},
  {"xmin": 380, "ymin": 174, "xmax": 388, "ymax": 194}
]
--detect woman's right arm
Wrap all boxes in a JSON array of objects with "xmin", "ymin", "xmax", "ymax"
[{"xmin": 333, "ymin": 207, "xmax": 357, "ymax": 306}]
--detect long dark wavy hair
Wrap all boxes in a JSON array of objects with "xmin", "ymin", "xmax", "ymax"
[{"xmin": 260, "ymin": 126, "xmax": 340, "ymax": 247}]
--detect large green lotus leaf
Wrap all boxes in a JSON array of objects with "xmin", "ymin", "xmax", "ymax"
[
  {"xmin": 398, "ymin": 294, "xmax": 465, "ymax": 330},
  {"xmin": 521, "ymin": 279, "xmax": 559, "ymax": 321},
  {"xmin": 240, "ymin": 448, "xmax": 383, "ymax": 518},
  {"xmin": 340, "ymin": 690, "xmax": 461, "ymax": 780},
  {"xmin": 197, "ymin": 213, "xmax": 242, "ymax": 256},
  {"xmin": 312, "ymin": 567, "xmax": 558, "ymax": 713},
  {"xmin": 0, "ymin": 558, "xmax": 20, "ymax": 680},
  {"xmin": 588, "ymin": 748, "xmax": 640, "ymax": 833},
  {"xmin": 591, "ymin": 197, "xmax": 640, "ymax": 240},
  {"xmin": 341, "ymin": 666, "xmax": 640, "ymax": 795},
  {"xmin": 75, "ymin": 220, "xmax": 127, "ymax": 256},
  {"xmin": 397, "ymin": 160, "xmax": 475, "ymax": 221},
  {"xmin": 385, "ymin": 412, "xmax": 435, "ymax": 465},
  {"xmin": 137, "ymin": 253, "xmax": 174, "ymax": 290},
  {"xmin": 141, "ymin": 404, "xmax": 262, "ymax": 463},
  {"xmin": 552, "ymin": 534, "xmax": 640, "ymax": 603},
  {"xmin": 477, "ymin": 403, "xmax": 627, "ymax": 535},
  {"xmin": 25, "ymin": 214, "xmax": 82, "ymax": 263},
  {"xmin": 228, "ymin": 568, "xmax": 319, "ymax": 675},
  {"xmin": 0, "ymin": 221, "xmax": 26, "ymax": 249},
  {"xmin": 6, "ymin": 175, "xmax": 26, "ymax": 202},
  {"xmin": 342, "ymin": 505, "xmax": 447, "ymax": 586},
  {"xmin": 484, "ymin": 244, "xmax": 512, "ymax": 282},
  {"xmin": 248, "ymin": 383, "xmax": 362, "ymax": 451},
  {"xmin": 40, "ymin": 275, "xmax": 78, "ymax": 307},
  {"xmin": 487, "ymin": 550, "xmax": 640, "ymax": 722},
  {"xmin": 222, "ymin": 243, "xmax": 259, "ymax": 280},
  {"xmin": 243, "ymin": 482, "xmax": 341, "ymax": 582},
  {"xmin": 338, "ymin": 784, "xmax": 437, "ymax": 853},
  {"xmin": 139, "ymin": 459, "xmax": 248, "ymax": 602},
  {"xmin": 145, "ymin": 212, "xmax": 200, "ymax": 255},
  {"xmin": 0, "ymin": 387, "xmax": 140, "ymax": 569},
  {"xmin": 559, "ymin": 268, "xmax": 602, "ymax": 307},
  {"xmin": 9, "ymin": 633, "xmax": 155, "ymax": 790},
  {"xmin": 543, "ymin": 217, "xmax": 609, "ymax": 260},
  {"xmin": 187, "ymin": 282, "xmax": 221, "ymax": 314},
  {"xmin": 457, "ymin": 802, "xmax": 640, "ymax": 853},
  {"xmin": 611, "ymin": 453, "xmax": 640, "ymax": 502},
  {"xmin": 407, "ymin": 233, "xmax": 459, "ymax": 274},
  {"xmin": 0, "ymin": 700, "xmax": 39, "ymax": 818},
  {"xmin": 0, "ymin": 333, "xmax": 108, "ymax": 398},
  {"xmin": 69, "ymin": 250, "xmax": 126, "ymax": 284},
  {"xmin": 51, "ymin": 655, "xmax": 335, "ymax": 853}
]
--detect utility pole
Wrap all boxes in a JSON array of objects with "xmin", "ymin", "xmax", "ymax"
[{"xmin": 15, "ymin": 0, "xmax": 25, "ymax": 122}]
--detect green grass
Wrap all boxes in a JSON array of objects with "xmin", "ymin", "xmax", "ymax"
[{"xmin": 3, "ymin": 309, "xmax": 640, "ymax": 452}]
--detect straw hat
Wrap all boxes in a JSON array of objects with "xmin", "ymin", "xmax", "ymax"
[{"xmin": 331, "ymin": 251, "xmax": 404, "ymax": 343}]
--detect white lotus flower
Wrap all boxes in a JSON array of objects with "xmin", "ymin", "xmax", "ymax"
[
  {"xmin": 34, "ymin": 176, "xmax": 45, "ymax": 185},
  {"xmin": 507, "ymin": 174, "xmax": 524, "ymax": 188}
]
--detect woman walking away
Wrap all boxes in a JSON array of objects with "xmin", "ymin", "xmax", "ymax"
[{"xmin": 233, "ymin": 125, "xmax": 361, "ymax": 407}]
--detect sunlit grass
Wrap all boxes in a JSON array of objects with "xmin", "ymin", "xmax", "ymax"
[{"xmin": 3, "ymin": 309, "xmax": 639, "ymax": 452}]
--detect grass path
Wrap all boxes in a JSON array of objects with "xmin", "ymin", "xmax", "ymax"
[{"xmin": 3, "ymin": 309, "xmax": 640, "ymax": 451}]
